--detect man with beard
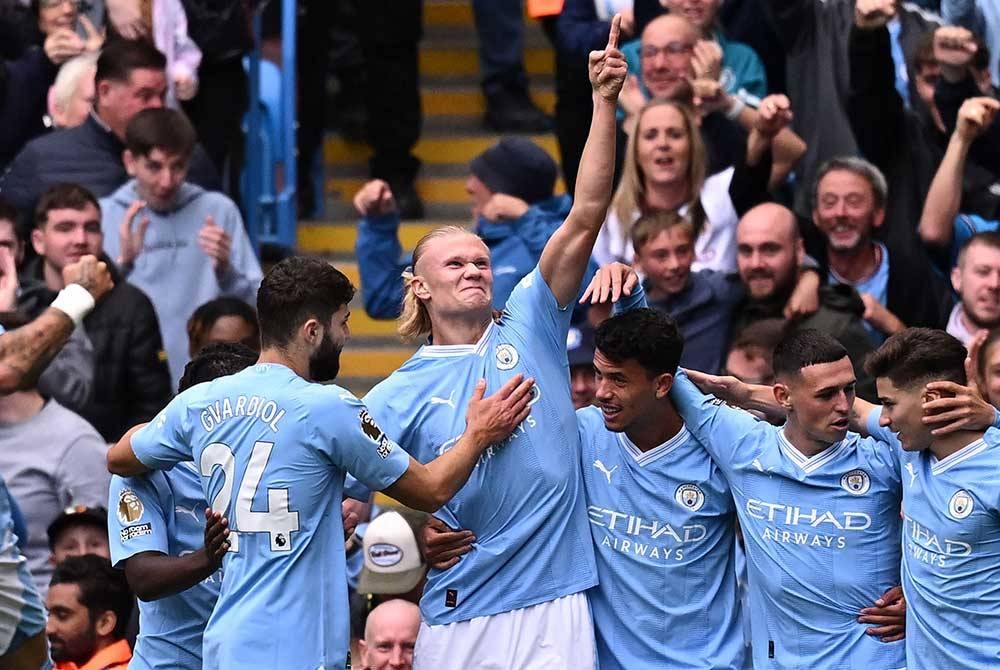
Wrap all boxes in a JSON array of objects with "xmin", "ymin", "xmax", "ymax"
[
  {"xmin": 733, "ymin": 202, "xmax": 877, "ymax": 399},
  {"xmin": 946, "ymin": 233, "xmax": 1000, "ymax": 345},
  {"xmin": 46, "ymin": 554, "xmax": 134, "ymax": 670},
  {"xmin": 805, "ymin": 156, "xmax": 953, "ymax": 343},
  {"xmin": 106, "ymin": 256, "xmax": 535, "ymax": 670}
]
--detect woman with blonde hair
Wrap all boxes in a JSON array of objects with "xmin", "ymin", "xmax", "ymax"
[{"xmin": 594, "ymin": 94, "xmax": 790, "ymax": 272}]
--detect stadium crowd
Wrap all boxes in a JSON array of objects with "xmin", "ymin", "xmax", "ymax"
[{"xmin": 0, "ymin": 0, "xmax": 999, "ymax": 668}]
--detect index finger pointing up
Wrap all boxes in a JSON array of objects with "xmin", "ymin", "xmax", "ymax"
[{"xmin": 607, "ymin": 13, "xmax": 621, "ymax": 51}]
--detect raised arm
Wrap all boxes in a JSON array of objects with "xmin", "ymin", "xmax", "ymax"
[
  {"xmin": 384, "ymin": 375, "xmax": 536, "ymax": 511},
  {"xmin": 539, "ymin": 15, "xmax": 627, "ymax": 306},
  {"xmin": 107, "ymin": 423, "xmax": 150, "ymax": 476},
  {"xmin": 919, "ymin": 97, "xmax": 1000, "ymax": 248},
  {"xmin": 0, "ymin": 255, "xmax": 112, "ymax": 394},
  {"xmin": 354, "ymin": 180, "xmax": 410, "ymax": 319}
]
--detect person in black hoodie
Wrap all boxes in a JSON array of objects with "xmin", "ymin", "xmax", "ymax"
[
  {"xmin": 847, "ymin": 2, "xmax": 1000, "ymax": 252},
  {"xmin": 17, "ymin": 184, "xmax": 172, "ymax": 442}
]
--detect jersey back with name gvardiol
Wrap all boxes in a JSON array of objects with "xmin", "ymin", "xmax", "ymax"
[
  {"xmin": 108, "ymin": 464, "xmax": 220, "ymax": 670},
  {"xmin": 671, "ymin": 372, "xmax": 905, "ymax": 670},
  {"xmin": 364, "ymin": 268, "xmax": 597, "ymax": 625},
  {"xmin": 576, "ymin": 406, "xmax": 746, "ymax": 670},
  {"xmin": 131, "ymin": 364, "xmax": 411, "ymax": 670},
  {"xmin": 867, "ymin": 412, "xmax": 1000, "ymax": 669}
]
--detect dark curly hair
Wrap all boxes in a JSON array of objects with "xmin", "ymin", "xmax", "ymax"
[{"xmin": 594, "ymin": 308, "xmax": 684, "ymax": 376}]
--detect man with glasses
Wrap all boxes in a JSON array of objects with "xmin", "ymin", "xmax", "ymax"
[{"xmin": 619, "ymin": 13, "xmax": 805, "ymax": 185}]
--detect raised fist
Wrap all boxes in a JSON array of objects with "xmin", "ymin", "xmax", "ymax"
[
  {"xmin": 352, "ymin": 179, "xmax": 398, "ymax": 217},
  {"xmin": 63, "ymin": 255, "xmax": 113, "ymax": 302},
  {"xmin": 854, "ymin": 0, "xmax": 898, "ymax": 30}
]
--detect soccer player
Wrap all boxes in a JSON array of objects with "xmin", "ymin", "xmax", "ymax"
[
  {"xmin": 580, "ymin": 307, "xmax": 745, "ymax": 669},
  {"xmin": 669, "ymin": 329, "xmax": 906, "ymax": 669},
  {"xmin": 107, "ymin": 342, "xmax": 256, "ymax": 670},
  {"xmin": 106, "ymin": 256, "xmax": 535, "ymax": 670},
  {"xmin": 361, "ymin": 18, "xmax": 626, "ymax": 668},
  {"xmin": 858, "ymin": 328, "xmax": 1000, "ymax": 669}
]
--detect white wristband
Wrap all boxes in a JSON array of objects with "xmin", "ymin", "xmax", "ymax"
[
  {"xmin": 51, "ymin": 284, "xmax": 96, "ymax": 327},
  {"xmin": 726, "ymin": 96, "xmax": 746, "ymax": 120}
]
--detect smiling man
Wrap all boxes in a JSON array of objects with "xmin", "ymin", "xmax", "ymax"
[
  {"xmin": 809, "ymin": 157, "xmax": 953, "ymax": 343},
  {"xmin": 947, "ymin": 232, "xmax": 1000, "ymax": 345},
  {"xmin": 669, "ymin": 328, "xmax": 907, "ymax": 669}
]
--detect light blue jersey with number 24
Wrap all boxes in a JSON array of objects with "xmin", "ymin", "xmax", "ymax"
[{"xmin": 131, "ymin": 364, "xmax": 411, "ymax": 670}]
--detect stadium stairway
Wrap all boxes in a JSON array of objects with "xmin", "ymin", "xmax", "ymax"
[{"xmin": 296, "ymin": 0, "xmax": 561, "ymax": 395}]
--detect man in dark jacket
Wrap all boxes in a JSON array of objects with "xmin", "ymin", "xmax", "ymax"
[
  {"xmin": 0, "ymin": 39, "xmax": 218, "ymax": 229},
  {"xmin": 18, "ymin": 184, "xmax": 171, "ymax": 442},
  {"xmin": 847, "ymin": 6, "xmax": 1000, "ymax": 252},
  {"xmin": 733, "ymin": 202, "xmax": 878, "ymax": 400},
  {"xmin": 762, "ymin": 0, "xmax": 939, "ymax": 217},
  {"xmin": 802, "ymin": 157, "xmax": 955, "ymax": 342}
]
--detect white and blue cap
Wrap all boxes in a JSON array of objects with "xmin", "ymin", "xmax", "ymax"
[{"xmin": 357, "ymin": 511, "xmax": 426, "ymax": 595}]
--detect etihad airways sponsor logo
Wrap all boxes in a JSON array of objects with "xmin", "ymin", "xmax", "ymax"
[
  {"xmin": 588, "ymin": 505, "xmax": 707, "ymax": 543},
  {"xmin": 745, "ymin": 499, "xmax": 872, "ymax": 531}
]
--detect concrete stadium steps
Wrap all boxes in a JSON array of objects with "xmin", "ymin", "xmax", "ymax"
[{"xmin": 303, "ymin": 0, "xmax": 555, "ymax": 394}]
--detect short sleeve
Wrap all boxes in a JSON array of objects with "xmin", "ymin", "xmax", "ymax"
[
  {"xmin": 131, "ymin": 394, "xmax": 194, "ymax": 470},
  {"xmin": 669, "ymin": 370, "xmax": 766, "ymax": 474},
  {"xmin": 108, "ymin": 473, "xmax": 170, "ymax": 569},
  {"xmin": 865, "ymin": 405, "xmax": 900, "ymax": 449},
  {"xmin": 314, "ymin": 391, "xmax": 411, "ymax": 492},
  {"xmin": 503, "ymin": 266, "xmax": 573, "ymax": 352}
]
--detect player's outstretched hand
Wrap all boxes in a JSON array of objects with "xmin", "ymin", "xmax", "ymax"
[
  {"xmin": 589, "ymin": 14, "xmax": 628, "ymax": 102},
  {"xmin": 858, "ymin": 585, "xmax": 906, "ymax": 643},
  {"xmin": 580, "ymin": 262, "xmax": 639, "ymax": 305},
  {"xmin": 421, "ymin": 516, "xmax": 475, "ymax": 570},
  {"xmin": 203, "ymin": 508, "xmax": 230, "ymax": 568},
  {"xmin": 465, "ymin": 375, "xmax": 535, "ymax": 446},
  {"xmin": 685, "ymin": 369, "xmax": 752, "ymax": 406}
]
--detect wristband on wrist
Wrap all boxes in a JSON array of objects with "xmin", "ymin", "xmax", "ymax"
[
  {"xmin": 726, "ymin": 96, "xmax": 746, "ymax": 120},
  {"xmin": 51, "ymin": 283, "xmax": 95, "ymax": 327}
]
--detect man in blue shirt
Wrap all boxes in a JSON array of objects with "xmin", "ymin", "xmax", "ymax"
[
  {"xmin": 363, "ymin": 21, "xmax": 626, "ymax": 669},
  {"xmin": 106, "ymin": 256, "xmax": 535, "ymax": 670},
  {"xmin": 669, "ymin": 329, "xmax": 906, "ymax": 669},
  {"xmin": 580, "ymin": 307, "xmax": 745, "ymax": 669},
  {"xmin": 107, "ymin": 342, "xmax": 257, "ymax": 670},
  {"xmin": 859, "ymin": 328, "xmax": 1000, "ymax": 669}
]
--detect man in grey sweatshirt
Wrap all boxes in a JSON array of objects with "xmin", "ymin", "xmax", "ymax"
[{"xmin": 100, "ymin": 107, "xmax": 262, "ymax": 387}]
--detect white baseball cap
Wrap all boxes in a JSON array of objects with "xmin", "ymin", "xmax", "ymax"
[{"xmin": 357, "ymin": 511, "xmax": 426, "ymax": 595}]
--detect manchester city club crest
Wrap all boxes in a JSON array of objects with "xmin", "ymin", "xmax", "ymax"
[
  {"xmin": 840, "ymin": 469, "xmax": 871, "ymax": 495},
  {"xmin": 675, "ymin": 483, "xmax": 706, "ymax": 512},
  {"xmin": 495, "ymin": 344, "xmax": 519, "ymax": 370},
  {"xmin": 949, "ymin": 490, "xmax": 974, "ymax": 519}
]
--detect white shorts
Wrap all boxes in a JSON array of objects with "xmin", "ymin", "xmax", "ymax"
[{"xmin": 413, "ymin": 592, "xmax": 596, "ymax": 670}]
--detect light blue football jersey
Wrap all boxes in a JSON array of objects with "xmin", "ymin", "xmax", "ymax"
[
  {"xmin": 670, "ymin": 372, "xmax": 905, "ymax": 669},
  {"xmin": 0, "ymin": 476, "xmax": 44, "ymax": 655},
  {"xmin": 131, "ymin": 363, "xmax": 411, "ymax": 670},
  {"xmin": 866, "ymin": 410, "xmax": 1000, "ymax": 669},
  {"xmin": 364, "ymin": 267, "xmax": 597, "ymax": 625},
  {"xmin": 108, "ymin": 463, "xmax": 220, "ymax": 670},
  {"xmin": 576, "ymin": 406, "xmax": 745, "ymax": 670}
]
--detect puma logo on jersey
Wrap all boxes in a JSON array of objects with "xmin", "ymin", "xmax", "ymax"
[
  {"xmin": 594, "ymin": 460, "xmax": 618, "ymax": 483},
  {"xmin": 905, "ymin": 463, "xmax": 918, "ymax": 487},
  {"xmin": 430, "ymin": 391, "xmax": 457, "ymax": 409},
  {"xmin": 175, "ymin": 506, "xmax": 201, "ymax": 522}
]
